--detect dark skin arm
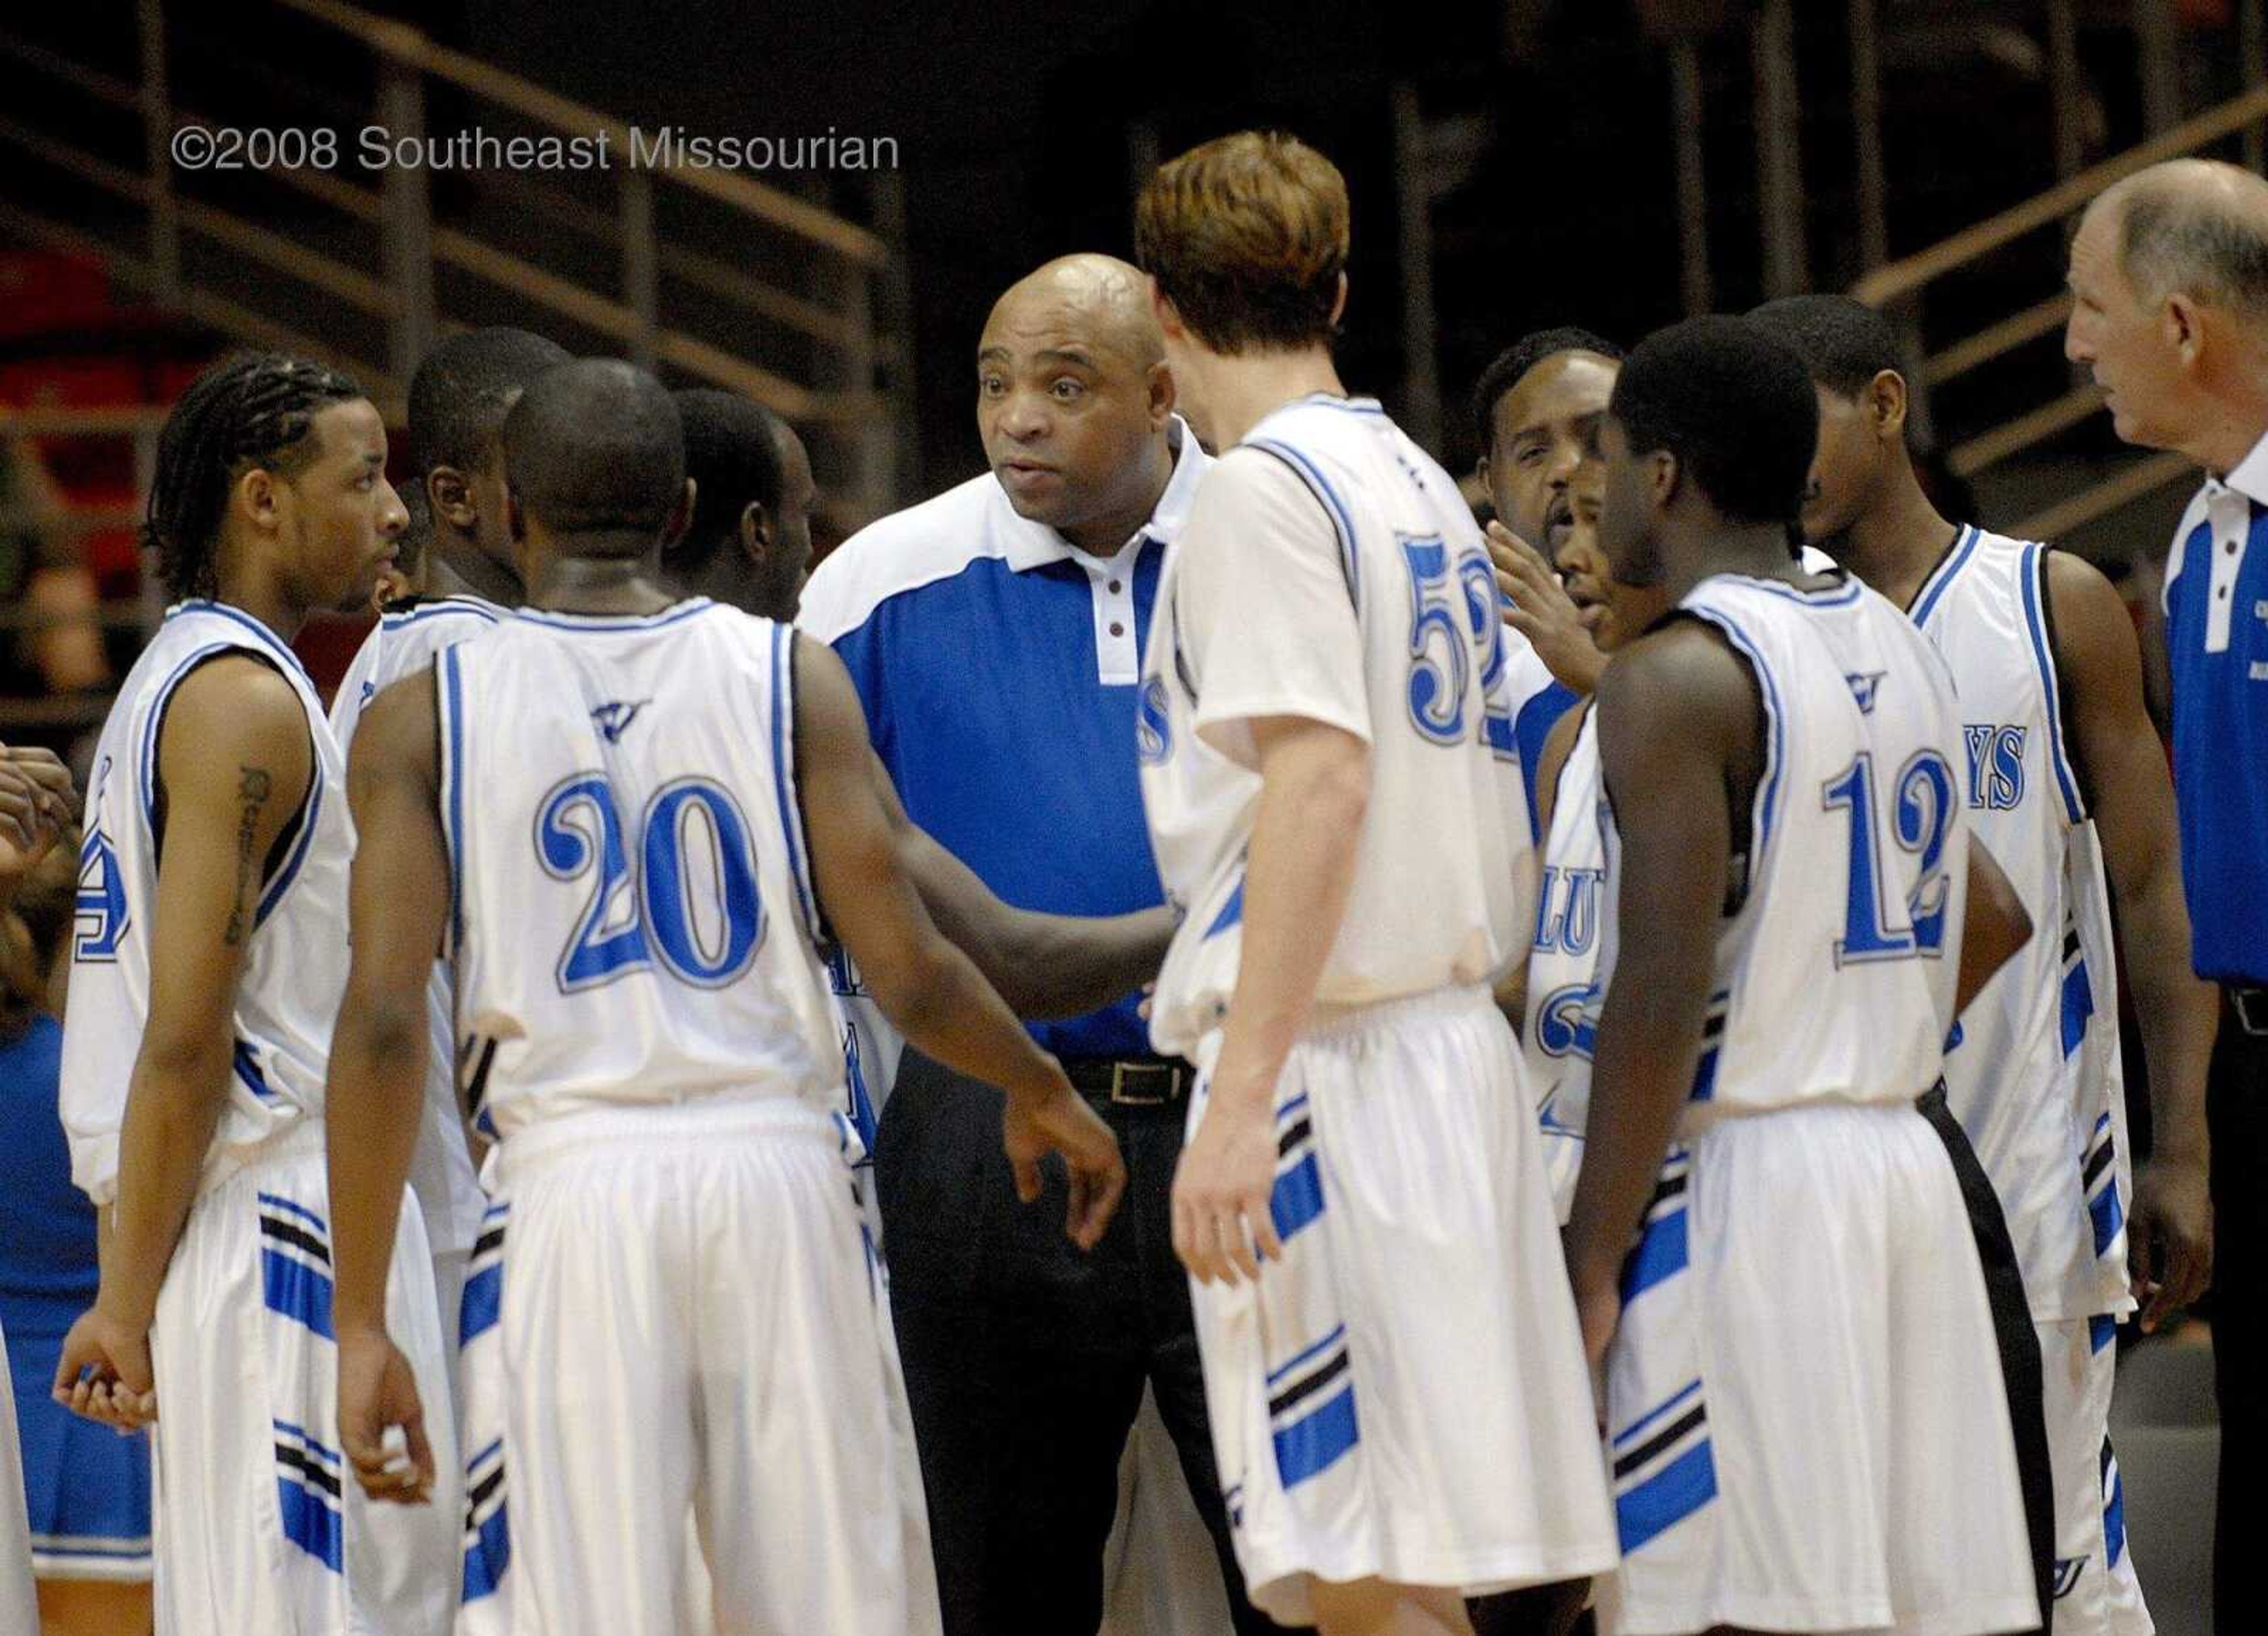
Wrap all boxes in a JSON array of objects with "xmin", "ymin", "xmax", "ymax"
[
  {"xmin": 1958, "ymin": 840, "xmax": 2033, "ymax": 1018},
  {"xmin": 327, "ymin": 672, "xmax": 449, "ymax": 1503},
  {"xmin": 798, "ymin": 636, "xmax": 1125, "ymax": 1240},
  {"xmin": 2047, "ymin": 550, "xmax": 2215, "ymax": 1325},
  {"xmin": 865, "ymin": 747, "xmax": 1175, "ymax": 1020},
  {"xmin": 1563, "ymin": 625, "xmax": 1754, "ymax": 1367},
  {"xmin": 54, "ymin": 659, "xmax": 314, "ymax": 1430}
]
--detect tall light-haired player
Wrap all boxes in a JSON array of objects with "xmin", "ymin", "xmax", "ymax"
[{"xmin": 1132, "ymin": 131, "xmax": 1617, "ymax": 1636}]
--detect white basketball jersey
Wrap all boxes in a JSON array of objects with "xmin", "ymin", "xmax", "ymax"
[
  {"xmin": 1596, "ymin": 573, "xmax": 1969, "ymax": 1135},
  {"xmin": 1523, "ymin": 707, "xmax": 1604, "ymax": 1162},
  {"xmin": 1910, "ymin": 529, "xmax": 2132, "ymax": 1317},
  {"xmin": 61, "ymin": 601, "xmax": 354, "ymax": 1204},
  {"xmin": 331, "ymin": 597, "xmax": 500, "ymax": 1260},
  {"xmin": 1139, "ymin": 395, "xmax": 1533, "ymax": 1055},
  {"xmin": 439, "ymin": 599, "xmax": 844, "ymax": 1140}
]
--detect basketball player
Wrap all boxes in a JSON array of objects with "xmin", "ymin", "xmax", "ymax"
[
  {"xmin": 1752, "ymin": 291, "xmax": 2215, "ymax": 1635},
  {"xmin": 331, "ymin": 328, "xmax": 572, "ymax": 1362},
  {"xmin": 1133, "ymin": 131, "xmax": 1617, "ymax": 1636},
  {"xmin": 324, "ymin": 360, "xmax": 1125, "ymax": 1636},
  {"xmin": 50, "ymin": 353, "xmax": 458, "ymax": 1635},
  {"xmin": 1565, "ymin": 315, "xmax": 2039, "ymax": 1636}
]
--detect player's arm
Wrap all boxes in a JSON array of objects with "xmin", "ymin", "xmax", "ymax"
[
  {"xmin": 2048, "ymin": 550, "xmax": 2216, "ymax": 1325},
  {"xmin": 1957, "ymin": 839, "xmax": 2032, "ymax": 1017},
  {"xmin": 327, "ymin": 670, "xmax": 449, "ymax": 1503},
  {"xmin": 1497, "ymin": 700, "xmax": 1589, "ymax": 1026},
  {"xmin": 1175, "ymin": 715, "xmax": 1370, "ymax": 1286},
  {"xmin": 797, "ymin": 635, "xmax": 1124, "ymax": 1247},
  {"xmin": 1562, "ymin": 626, "xmax": 1748, "ymax": 1367},
  {"xmin": 866, "ymin": 748, "xmax": 1175, "ymax": 1019},
  {"xmin": 53, "ymin": 659, "xmax": 313, "ymax": 1428}
]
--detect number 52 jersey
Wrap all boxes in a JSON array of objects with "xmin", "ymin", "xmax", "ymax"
[{"xmin": 438, "ymin": 599, "xmax": 845, "ymax": 1138}]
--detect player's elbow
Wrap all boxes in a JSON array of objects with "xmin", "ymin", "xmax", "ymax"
[{"xmin": 335, "ymin": 986, "xmax": 429, "ymax": 1077}]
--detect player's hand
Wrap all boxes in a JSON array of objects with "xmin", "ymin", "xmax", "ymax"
[
  {"xmin": 1487, "ymin": 522, "xmax": 1606, "ymax": 695},
  {"xmin": 0, "ymin": 744, "xmax": 76, "ymax": 874},
  {"xmin": 1002, "ymin": 1071, "xmax": 1126, "ymax": 1251},
  {"xmin": 51, "ymin": 1303, "xmax": 156, "ymax": 1433},
  {"xmin": 337, "ymin": 1327, "xmax": 435, "ymax": 1505},
  {"xmin": 2128, "ymin": 1153, "xmax": 2212, "ymax": 1331},
  {"xmin": 1171, "ymin": 1078, "xmax": 1282, "ymax": 1286}
]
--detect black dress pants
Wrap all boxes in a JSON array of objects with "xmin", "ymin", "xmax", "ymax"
[
  {"xmin": 2208, "ymin": 988, "xmax": 2268, "ymax": 1635},
  {"xmin": 875, "ymin": 1047, "xmax": 1284, "ymax": 1636}
]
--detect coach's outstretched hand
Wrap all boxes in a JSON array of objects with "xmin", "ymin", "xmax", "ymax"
[
  {"xmin": 1003, "ymin": 1080, "xmax": 1127, "ymax": 1252},
  {"xmin": 338, "ymin": 1327, "xmax": 436, "ymax": 1505},
  {"xmin": 52, "ymin": 1303, "xmax": 156, "ymax": 1433}
]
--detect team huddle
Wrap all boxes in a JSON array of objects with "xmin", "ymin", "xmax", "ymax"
[{"xmin": 2, "ymin": 129, "xmax": 2216, "ymax": 1636}]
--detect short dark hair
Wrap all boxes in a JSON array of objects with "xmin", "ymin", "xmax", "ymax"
[
  {"xmin": 406, "ymin": 327, "xmax": 571, "ymax": 477},
  {"xmin": 1135, "ymin": 131, "xmax": 1349, "ymax": 354},
  {"xmin": 671, "ymin": 389, "xmax": 791, "ymax": 576},
  {"xmin": 1610, "ymin": 315, "xmax": 1818, "ymax": 526},
  {"xmin": 1745, "ymin": 294, "xmax": 1905, "ymax": 398},
  {"xmin": 1469, "ymin": 327, "xmax": 1624, "ymax": 454},
  {"xmin": 2117, "ymin": 168, "xmax": 2268, "ymax": 321},
  {"xmin": 501, "ymin": 359, "xmax": 683, "ymax": 542},
  {"xmin": 144, "ymin": 352, "xmax": 364, "ymax": 601}
]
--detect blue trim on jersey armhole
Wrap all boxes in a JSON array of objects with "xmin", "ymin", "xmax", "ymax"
[
  {"xmin": 439, "ymin": 644, "xmax": 468, "ymax": 952},
  {"xmin": 2019, "ymin": 542, "xmax": 2086, "ymax": 823},
  {"xmin": 1681, "ymin": 607, "xmax": 1788, "ymax": 863},
  {"xmin": 253, "ymin": 747, "xmax": 323, "ymax": 930},
  {"xmin": 174, "ymin": 600, "xmax": 314, "ymax": 686},
  {"xmin": 138, "ymin": 642, "xmax": 238, "ymax": 837},
  {"xmin": 1909, "ymin": 526, "xmax": 1980, "ymax": 628},
  {"xmin": 1246, "ymin": 437, "xmax": 1361, "ymax": 612},
  {"xmin": 509, "ymin": 597, "xmax": 714, "ymax": 633},
  {"xmin": 381, "ymin": 599, "xmax": 501, "ymax": 632},
  {"xmin": 770, "ymin": 625, "xmax": 822, "ymax": 945}
]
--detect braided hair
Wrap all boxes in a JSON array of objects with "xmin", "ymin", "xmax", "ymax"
[{"xmin": 144, "ymin": 353, "xmax": 364, "ymax": 602}]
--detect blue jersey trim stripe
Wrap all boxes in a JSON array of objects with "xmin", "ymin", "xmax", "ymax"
[
  {"xmin": 1270, "ymin": 1152, "xmax": 1325, "ymax": 1241},
  {"xmin": 1612, "ymin": 1378, "xmax": 1704, "ymax": 1450},
  {"xmin": 510, "ymin": 597, "xmax": 714, "ymax": 633},
  {"xmin": 439, "ymin": 643, "xmax": 468, "ymax": 953},
  {"xmin": 1204, "ymin": 876, "xmax": 1245, "ymax": 939},
  {"xmin": 1246, "ymin": 438, "xmax": 1360, "ymax": 611},
  {"xmin": 2090, "ymin": 1314, "xmax": 2118, "ymax": 1355},
  {"xmin": 462, "ymin": 1502, "xmax": 511, "ymax": 1601},
  {"xmin": 253, "ymin": 749, "xmax": 322, "ymax": 930},
  {"xmin": 460, "ymin": 1262, "xmax": 502, "ymax": 1345},
  {"xmin": 2061, "ymin": 957, "xmax": 2095, "ymax": 1059},
  {"xmin": 138, "ymin": 642, "xmax": 238, "ymax": 836},
  {"xmin": 2019, "ymin": 543, "xmax": 2087, "ymax": 823},
  {"xmin": 1621, "ymin": 1207, "xmax": 1689, "ymax": 1301},
  {"xmin": 276, "ymin": 1477, "xmax": 343, "ymax": 1572},
  {"xmin": 1617, "ymin": 1439, "xmax": 1718, "ymax": 1553},
  {"xmin": 1909, "ymin": 526, "xmax": 1980, "ymax": 628},
  {"xmin": 1265, "ymin": 1323, "xmax": 1348, "ymax": 1388},
  {"xmin": 1732, "ymin": 572, "xmax": 1865, "ymax": 608},
  {"xmin": 770, "ymin": 624, "xmax": 823, "ymax": 945},
  {"xmin": 173, "ymin": 600, "xmax": 313, "ymax": 686},
  {"xmin": 1272, "ymin": 1384, "xmax": 1360, "ymax": 1487},
  {"xmin": 2090, "ymin": 1178, "xmax": 2126, "ymax": 1258},
  {"xmin": 255, "ymin": 1191, "xmax": 327, "ymax": 1234},
  {"xmin": 1682, "ymin": 608, "xmax": 1787, "ymax": 861},
  {"xmin": 381, "ymin": 599, "xmax": 500, "ymax": 631},
  {"xmin": 262, "ymin": 1249, "xmax": 336, "ymax": 1340}
]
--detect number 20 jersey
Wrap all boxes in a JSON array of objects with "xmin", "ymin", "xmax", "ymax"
[
  {"xmin": 1595, "ymin": 573, "xmax": 1970, "ymax": 1132},
  {"xmin": 439, "ymin": 599, "xmax": 844, "ymax": 1139}
]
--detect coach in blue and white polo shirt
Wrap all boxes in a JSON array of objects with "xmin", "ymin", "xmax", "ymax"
[
  {"xmin": 799, "ymin": 254, "xmax": 1279, "ymax": 1636},
  {"xmin": 2070, "ymin": 158, "xmax": 2268, "ymax": 1625}
]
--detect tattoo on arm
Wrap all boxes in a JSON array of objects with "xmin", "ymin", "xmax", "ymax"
[{"xmin": 224, "ymin": 765, "xmax": 272, "ymax": 946}]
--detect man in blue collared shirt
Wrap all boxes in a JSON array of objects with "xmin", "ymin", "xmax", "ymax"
[
  {"xmin": 2068, "ymin": 157, "xmax": 2268, "ymax": 1629},
  {"xmin": 799, "ymin": 255, "xmax": 1278, "ymax": 1636}
]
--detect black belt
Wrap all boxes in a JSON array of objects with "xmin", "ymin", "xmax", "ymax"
[
  {"xmin": 1063, "ymin": 1056, "xmax": 1190, "ymax": 1107},
  {"xmin": 2231, "ymin": 986, "xmax": 2268, "ymax": 1038}
]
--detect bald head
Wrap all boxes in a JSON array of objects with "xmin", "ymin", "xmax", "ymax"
[
  {"xmin": 2093, "ymin": 158, "xmax": 2268, "ymax": 322},
  {"xmin": 984, "ymin": 254, "xmax": 1164, "ymax": 371}
]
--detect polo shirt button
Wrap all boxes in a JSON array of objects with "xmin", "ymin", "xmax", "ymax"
[
  {"xmin": 1109, "ymin": 579, "xmax": 1122, "ymax": 593},
  {"xmin": 1109, "ymin": 621, "xmax": 1125, "ymax": 637},
  {"xmin": 2230, "ymin": 540, "xmax": 2241, "ymax": 554}
]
